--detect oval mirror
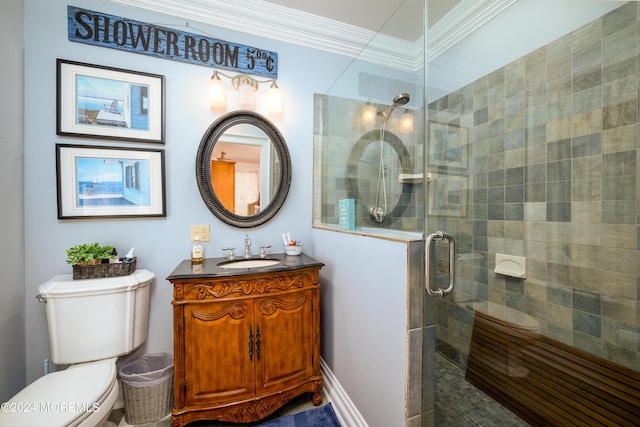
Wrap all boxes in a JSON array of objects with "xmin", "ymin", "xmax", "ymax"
[{"xmin": 196, "ymin": 111, "xmax": 291, "ymax": 228}]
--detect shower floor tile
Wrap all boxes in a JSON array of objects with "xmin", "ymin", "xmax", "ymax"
[{"xmin": 435, "ymin": 353, "xmax": 530, "ymax": 426}]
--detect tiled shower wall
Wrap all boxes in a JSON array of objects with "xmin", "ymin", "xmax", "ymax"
[
  {"xmin": 432, "ymin": 2, "xmax": 639, "ymax": 371},
  {"xmin": 313, "ymin": 94, "xmax": 424, "ymax": 233}
]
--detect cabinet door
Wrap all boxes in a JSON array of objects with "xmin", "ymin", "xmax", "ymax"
[
  {"xmin": 254, "ymin": 290, "xmax": 315, "ymax": 394},
  {"xmin": 183, "ymin": 300, "xmax": 255, "ymax": 406},
  {"xmin": 211, "ymin": 160, "xmax": 235, "ymax": 213}
]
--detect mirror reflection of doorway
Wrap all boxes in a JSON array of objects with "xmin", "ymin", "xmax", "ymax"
[
  {"xmin": 210, "ymin": 130, "xmax": 272, "ymax": 216},
  {"xmin": 212, "ymin": 142, "xmax": 262, "ymax": 216},
  {"xmin": 210, "ymin": 156, "xmax": 237, "ymax": 213}
]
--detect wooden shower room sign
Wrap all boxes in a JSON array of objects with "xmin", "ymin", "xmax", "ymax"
[{"xmin": 67, "ymin": 5, "xmax": 278, "ymax": 78}]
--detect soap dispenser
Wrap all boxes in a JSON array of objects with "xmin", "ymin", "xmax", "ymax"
[{"xmin": 191, "ymin": 233, "xmax": 204, "ymax": 263}]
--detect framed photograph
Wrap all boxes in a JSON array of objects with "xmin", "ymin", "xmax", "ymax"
[
  {"xmin": 428, "ymin": 121, "xmax": 468, "ymax": 170},
  {"xmin": 428, "ymin": 173, "xmax": 468, "ymax": 217},
  {"xmin": 57, "ymin": 59, "xmax": 165, "ymax": 143},
  {"xmin": 56, "ymin": 144, "xmax": 166, "ymax": 219}
]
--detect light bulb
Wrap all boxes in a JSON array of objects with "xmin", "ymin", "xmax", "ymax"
[
  {"xmin": 237, "ymin": 78, "xmax": 256, "ymax": 110},
  {"xmin": 267, "ymin": 81, "xmax": 283, "ymax": 114},
  {"xmin": 208, "ymin": 71, "xmax": 226, "ymax": 107}
]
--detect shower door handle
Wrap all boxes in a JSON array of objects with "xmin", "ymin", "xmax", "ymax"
[{"xmin": 425, "ymin": 231, "xmax": 455, "ymax": 297}]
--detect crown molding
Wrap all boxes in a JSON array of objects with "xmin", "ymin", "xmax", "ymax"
[
  {"xmin": 428, "ymin": 0, "xmax": 518, "ymax": 61},
  {"xmin": 357, "ymin": 34, "xmax": 422, "ymax": 71},
  {"xmin": 105, "ymin": 0, "xmax": 515, "ymax": 70},
  {"xmin": 106, "ymin": 0, "xmax": 375, "ymax": 57}
]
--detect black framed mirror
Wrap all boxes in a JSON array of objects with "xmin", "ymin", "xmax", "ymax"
[{"xmin": 196, "ymin": 111, "xmax": 291, "ymax": 228}]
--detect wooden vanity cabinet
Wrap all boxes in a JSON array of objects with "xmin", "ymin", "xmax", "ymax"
[{"xmin": 168, "ymin": 265, "xmax": 323, "ymax": 426}]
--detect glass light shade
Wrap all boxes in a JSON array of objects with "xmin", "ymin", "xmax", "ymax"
[
  {"xmin": 267, "ymin": 83, "xmax": 283, "ymax": 114},
  {"xmin": 208, "ymin": 74, "xmax": 226, "ymax": 107},
  {"xmin": 361, "ymin": 102, "xmax": 376, "ymax": 126},
  {"xmin": 400, "ymin": 109, "xmax": 414, "ymax": 132},
  {"xmin": 237, "ymin": 81, "xmax": 256, "ymax": 110}
]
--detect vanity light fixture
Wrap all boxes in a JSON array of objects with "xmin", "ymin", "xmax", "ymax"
[{"xmin": 208, "ymin": 70, "xmax": 283, "ymax": 114}]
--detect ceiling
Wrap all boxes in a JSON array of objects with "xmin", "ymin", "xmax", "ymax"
[
  {"xmin": 105, "ymin": 0, "xmax": 469, "ymax": 59},
  {"xmin": 260, "ymin": 0, "xmax": 461, "ymax": 39}
]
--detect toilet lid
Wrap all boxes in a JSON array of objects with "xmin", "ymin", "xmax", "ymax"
[
  {"xmin": 0, "ymin": 360, "xmax": 116, "ymax": 427},
  {"xmin": 38, "ymin": 268, "xmax": 154, "ymax": 298}
]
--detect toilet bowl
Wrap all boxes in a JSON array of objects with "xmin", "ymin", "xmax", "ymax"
[{"xmin": 0, "ymin": 269, "xmax": 154, "ymax": 427}]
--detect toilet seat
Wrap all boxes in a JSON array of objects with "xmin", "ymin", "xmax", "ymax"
[{"xmin": 0, "ymin": 359, "xmax": 118, "ymax": 427}]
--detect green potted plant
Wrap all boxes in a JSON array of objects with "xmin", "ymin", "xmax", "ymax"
[
  {"xmin": 65, "ymin": 242, "xmax": 116, "ymax": 265},
  {"xmin": 65, "ymin": 242, "xmax": 137, "ymax": 280}
]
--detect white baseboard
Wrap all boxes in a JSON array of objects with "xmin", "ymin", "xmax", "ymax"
[{"xmin": 320, "ymin": 358, "xmax": 368, "ymax": 427}]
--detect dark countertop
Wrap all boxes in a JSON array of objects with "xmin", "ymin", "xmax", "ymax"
[{"xmin": 166, "ymin": 252, "xmax": 324, "ymax": 280}]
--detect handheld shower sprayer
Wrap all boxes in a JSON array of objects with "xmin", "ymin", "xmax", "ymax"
[
  {"xmin": 377, "ymin": 92, "xmax": 411, "ymax": 122},
  {"xmin": 369, "ymin": 92, "xmax": 411, "ymax": 223}
]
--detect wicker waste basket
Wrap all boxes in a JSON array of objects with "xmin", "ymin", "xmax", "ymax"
[{"xmin": 119, "ymin": 352, "xmax": 174, "ymax": 425}]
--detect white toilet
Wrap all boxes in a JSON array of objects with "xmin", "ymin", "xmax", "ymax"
[{"xmin": 0, "ymin": 269, "xmax": 155, "ymax": 427}]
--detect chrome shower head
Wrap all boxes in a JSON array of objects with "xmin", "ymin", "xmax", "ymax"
[
  {"xmin": 379, "ymin": 92, "xmax": 411, "ymax": 121},
  {"xmin": 393, "ymin": 92, "xmax": 410, "ymax": 106}
]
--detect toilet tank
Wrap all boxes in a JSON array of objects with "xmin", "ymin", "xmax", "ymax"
[{"xmin": 37, "ymin": 269, "xmax": 155, "ymax": 365}]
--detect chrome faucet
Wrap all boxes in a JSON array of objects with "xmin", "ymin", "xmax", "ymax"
[{"xmin": 244, "ymin": 234, "xmax": 252, "ymax": 258}]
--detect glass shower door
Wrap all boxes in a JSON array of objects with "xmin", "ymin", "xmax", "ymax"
[{"xmin": 427, "ymin": 1, "xmax": 640, "ymax": 425}]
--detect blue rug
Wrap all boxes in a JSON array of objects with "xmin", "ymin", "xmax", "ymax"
[{"xmin": 254, "ymin": 403, "xmax": 341, "ymax": 427}]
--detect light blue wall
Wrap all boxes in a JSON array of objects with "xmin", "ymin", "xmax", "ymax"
[
  {"xmin": 313, "ymin": 229, "xmax": 410, "ymax": 426},
  {"xmin": 23, "ymin": 0, "xmax": 352, "ymax": 383},
  {"xmin": 0, "ymin": 0, "xmax": 26, "ymax": 402}
]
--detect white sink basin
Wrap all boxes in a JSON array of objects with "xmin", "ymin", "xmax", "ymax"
[{"xmin": 218, "ymin": 259, "xmax": 282, "ymax": 269}]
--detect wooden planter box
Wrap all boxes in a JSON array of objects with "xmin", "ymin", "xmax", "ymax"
[{"xmin": 72, "ymin": 258, "xmax": 137, "ymax": 280}]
